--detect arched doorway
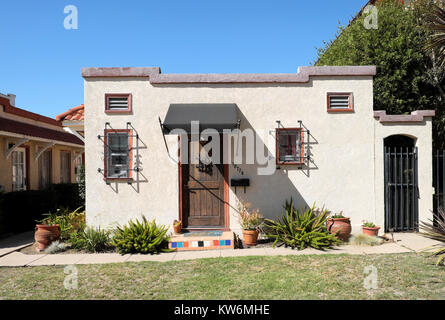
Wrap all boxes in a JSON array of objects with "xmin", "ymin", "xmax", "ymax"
[{"xmin": 384, "ymin": 135, "xmax": 418, "ymax": 232}]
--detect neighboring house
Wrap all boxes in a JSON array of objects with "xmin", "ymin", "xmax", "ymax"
[
  {"xmin": 0, "ymin": 93, "xmax": 84, "ymax": 193},
  {"xmin": 56, "ymin": 104, "xmax": 85, "ymax": 181},
  {"xmin": 56, "ymin": 104, "xmax": 85, "ymax": 139},
  {"xmin": 81, "ymin": 66, "xmax": 434, "ymax": 240}
]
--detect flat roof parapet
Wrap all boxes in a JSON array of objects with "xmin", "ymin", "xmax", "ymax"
[
  {"xmin": 81, "ymin": 66, "xmax": 377, "ymax": 84},
  {"xmin": 374, "ymin": 110, "xmax": 435, "ymax": 123}
]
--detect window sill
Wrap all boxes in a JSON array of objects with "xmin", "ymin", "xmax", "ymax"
[
  {"xmin": 104, "ymin": 178, "xmax": 134, "ymax": 183},
  {"xmin": 105, "ymin": 110, "xmax": 132, "ymax": 115},
  {"xmin": 277, "ymin": 161, "xmax": 305, "ymax": 166},
  {"xmin": 327, "ymin": 108, "xmax": 354, "ymax": 113}
]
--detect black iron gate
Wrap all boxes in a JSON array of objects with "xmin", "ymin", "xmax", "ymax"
[{"xmin": 384, "ymin": 147, "xmax": 419, "ymax": 232}]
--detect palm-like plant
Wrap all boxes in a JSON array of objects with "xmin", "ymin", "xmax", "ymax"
[
  {"xmin": 264, "ymin": 199, "xmax": 340, "ymax": 250},
  {"xmin": 424, "ymin": 3, "xmax": 445, "ymax": 67},
  {"xmin": 420, "ymin": 207, "xmax": 445, "ymax": 266}
]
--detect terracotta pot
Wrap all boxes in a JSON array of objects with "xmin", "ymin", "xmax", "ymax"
[
  {"xmin": 35, "ymin": 225, "xmax": 60, "ymax": 251},
  {"xmin": 362, "ymin": 226, "xmax": 380, "ymax": 237},
  {"xmin": 242, "ymin": 229, "xmax": 259, "ymax": 246},
  {"xmin": 327, "ymin": 218, "xmax": 351, "ymax": 242},
  {"xmin": 173, "ymin": 222, "xmax": 182, "ymax": 234}
]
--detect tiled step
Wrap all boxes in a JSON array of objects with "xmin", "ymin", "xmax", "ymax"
[{"xmin": 169, "ymin": 231, "xmax": 234, "ymax": 251}]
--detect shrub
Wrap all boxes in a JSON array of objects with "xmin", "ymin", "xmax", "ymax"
[
  {"xmin": 264, "ymin": 199, "xmax": 340, "ymax": 250},
  {"xmin": 40, "ymin": 207, "xmax": 85, "ymax": 240},
  {"xmin": 70, "ymin": 227, "xmax": 112, "ymax": 253},
  {"xmin": 0, "ymin": 183, "xmax": 84, "ymax": 235},
  {"xmin": 420, "ymin": 207, "xmax": 445, "ymax": 266},
  {"xmin": 112, "ymin": 216, "xmax": 171, "ymax": 255},
  {"xmin": 236, "ymin": 200, "xmax": 264, "ymax": 231}
]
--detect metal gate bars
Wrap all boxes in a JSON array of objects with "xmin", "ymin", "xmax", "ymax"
[{"xmin": 384, "ymin": 147, "xmax": 419, "ymax": 232}]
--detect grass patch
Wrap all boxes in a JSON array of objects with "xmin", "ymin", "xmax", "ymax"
[{"xmin": 0, "ymin": 253, "xmax": 444, "ymax": 300}]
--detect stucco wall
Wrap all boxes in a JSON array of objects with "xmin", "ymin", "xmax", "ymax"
[{"xmin": 84, "ymin": 75, "xmax": 387, "ymax": 234}]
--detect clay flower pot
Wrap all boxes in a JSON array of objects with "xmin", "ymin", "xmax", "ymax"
[
  {"xmin": 362, "ymin": 226, "xmax": 380, "ymax": 237},
  {"xmin": 173, "ymin": 221, "xmax": 182, "ymax": 234},
  {"xmin": 242, "ymin": 229, "xmax": 259, "ymax": 246},
  {"xmin": 35, "ymin": 224, "xmax": 60, "ymax": 251},
  {"xmin": 327, "ymin": 218, "xmax": 352, "ymax": 242}
]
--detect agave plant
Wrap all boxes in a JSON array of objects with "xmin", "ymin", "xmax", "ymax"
[
  {"xmin": 264, "ymin": 199, "xmax": 340, "ymax": 250},
  {"xmin": 112, "ymin": 216, "xmax": 171, "ymax": 255},
  {"xmin": 424, "ymin": 3, "xmax": 445, "ymax": 67},
  {"xmin": 420, "ymin": 208, "xmax": 445, "ymax": 266}
]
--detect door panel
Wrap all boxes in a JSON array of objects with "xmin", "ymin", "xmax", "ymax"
[{"xmin": 182, "ymin": 137, "xmax": 225, "ymax": 228}]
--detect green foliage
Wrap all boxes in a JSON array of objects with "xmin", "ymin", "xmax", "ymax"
[
  {"xmin": 0, "ymin": 183, "xmax": 84, "ymax": 235},
  {"xmin": 420, "ymin": 207, "xmax": 445, "ymax": 266},
  {"xmin": 424, "ymin": 3, "xmax": 445, "ymax": 67},
  {"xmin": 264, "ymin": 199, "xmax": 340, "ymax": 250},
  {"xmin": 112, "ymin": 216, "xmax": 171, "ymax": 255},
  {"xmin": 70, "ymin": 227, "xmax": 112, "ymax": 253},
  {"xmin": 316, "ymin": 0, "xmax": 445, "ymax": 147},
  {"xmin": 330, "ymin": 211, "xmax": 345, "ymax": 219},
  {"xmin": 363, "ymin": 221, "xmax": 377, "ymax": 228},
  {"xmin": 40, "ymin": 207, "xmax": 85, "ymax": 240},
  {"xmin": 77, "ymin": 165, "xmax": 85, "ymax": 201}
]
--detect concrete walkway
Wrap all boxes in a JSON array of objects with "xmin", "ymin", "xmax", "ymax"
[
  {"xmin": 0, "ymin": 231, "xmax": 34, "ymax": 257},
  {"xmin": 0, "ymin": 232, "xmax": 441, "ymax": 267}
]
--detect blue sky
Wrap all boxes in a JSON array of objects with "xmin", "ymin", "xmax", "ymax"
[{"xmin": 0, "ymin": 0, "xmax": 365, "ymax": 118}]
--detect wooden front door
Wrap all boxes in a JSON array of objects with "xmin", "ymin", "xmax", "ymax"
[{"xmin": 181, "ymin": 137, "xmax": 225, "ymax": 228}]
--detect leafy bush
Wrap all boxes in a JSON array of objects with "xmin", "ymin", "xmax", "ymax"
[
  {"xmin": 112, "ymin": 216, "xmax": 171, "ymax": 254},
  {"xmin": 0, "ymin": 183, "xmax": 84, "ymax": 235},
  {"xmin": 264, "ymin": 199, "xmax": 340, "ymax": 250},
  {"xmin": 77, "ymin": 164, "xmax": 85, "ymax": 200},
  {"xmin": 236, "ymin": 200, "xmax": 264, "ymax": 231},
  {"xmin": 40, "ymin": 207, "xmax": 85, "ymax": 240},
  {"xmin": 70, "ymin": 227, "xmax": 112, "ymax": 253},
  {"xmin": 420, "ymin": 207, "xmax": 445, "ymax": 266}
]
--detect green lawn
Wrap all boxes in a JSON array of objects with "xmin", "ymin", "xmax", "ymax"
[{"xmin": 0, "ymin": 253, "xmax": 444, "ymax": 300}]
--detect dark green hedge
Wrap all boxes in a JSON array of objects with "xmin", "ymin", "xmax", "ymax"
[{"xmin": 0, "ymin": 183, "xmax": 84, "ymax": 235}]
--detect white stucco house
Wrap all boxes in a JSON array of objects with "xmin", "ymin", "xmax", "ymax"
[{"xmin": 81, "ymin": 66, "xmax": 434, "ymax": 247}]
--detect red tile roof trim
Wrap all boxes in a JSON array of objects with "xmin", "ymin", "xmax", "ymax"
[
  {"xmin": 56, "ymin": 104, "xmax": 84, "ymax": 121},
  {"xmin": 0, "ymin": 96, "xmax": 62, "ymax": 127},
  {"xmin": 81, "ymin": 66, "xmax": 377, "ymax": 84},
  {"xmin": 0, "ymin": 117, "xmax": 84, "ymax": 146},
  {"xmin": 374, "ymin": 110, "xmax": 435, "ymax": 123}
]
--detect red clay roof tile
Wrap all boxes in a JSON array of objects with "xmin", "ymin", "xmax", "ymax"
[{"xmin": 56, "ymin": 104, "xmax": 84, "ymax": 121}]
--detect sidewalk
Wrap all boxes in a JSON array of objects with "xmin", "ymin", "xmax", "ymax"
[
  {"xmin": 0, "ymin": 231, "xmax": 34, "ymax": 257},
  {"xmin": 0, "ymin": 232, "xmax": 441, "ymax": 267}
]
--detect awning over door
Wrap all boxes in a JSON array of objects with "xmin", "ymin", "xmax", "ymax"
[{"xmin": 161, "ymin": 104, "xmax": 239, "ymax": 134}]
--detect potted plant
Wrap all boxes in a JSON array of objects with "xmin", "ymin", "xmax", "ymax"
[
  {"xmin": 173, "ymin": 220, "xmax": 182, "ymax": 234},
  {"xmin": 237, "ymin": 200, "xmax": 263, "ymax": 246},
  {"xmin": 327, "ymin": 211, "xmax": 351, "ymax": 242},
  {"xmin": 362, "ymin": 221, "xmax": 380, "ymax": 237},
  {"xmin": 35, "ymin": 223, "xmax": 60, "ymax": 252}
]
